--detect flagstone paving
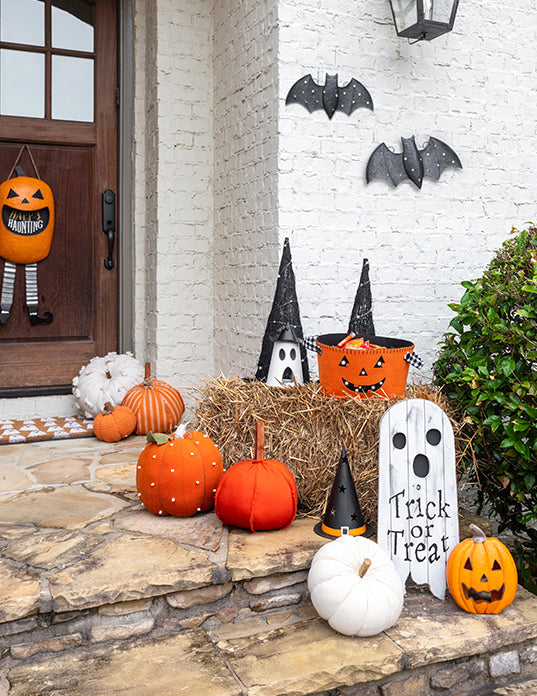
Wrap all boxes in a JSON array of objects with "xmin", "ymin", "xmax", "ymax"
[{"xmin": 0, "ymin": 436, "xmax": 536, "ymax": 696}]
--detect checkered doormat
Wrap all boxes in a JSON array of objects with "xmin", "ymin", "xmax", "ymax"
[{"xmin": 0, "ymin": 416, "xmax": 94, "ymax": 445}]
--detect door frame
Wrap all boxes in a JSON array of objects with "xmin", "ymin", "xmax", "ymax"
[{"xmin": 118, "ymin": 0, "xmax": 133, "ymax": 354}]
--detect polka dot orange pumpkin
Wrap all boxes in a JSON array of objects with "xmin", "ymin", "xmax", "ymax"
[
  {"xmin": 122, "ymin": 362, "xmax": 185, "ymax": 435},
  {"xmin": 215, "ymin": 422, "xmax": 297, "ymax": 532},
  {"xmin": 136, "ymin": 430, "xmax": 223, "ymax": 517}
]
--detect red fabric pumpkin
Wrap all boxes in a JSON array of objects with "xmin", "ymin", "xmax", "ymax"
[
  {"xmin": 0, "ymin": 174, "xmax": 55, "ymax": 264},
  {"xmin": 122, "ymin": 362, "xmax": 185, "ymax": 435},
  {"xmin": 136, "ymin": 430, "xmax": 223, "ymax": 517},
  {"xmin": 93, "ymin": 401, "xmax": 136, "ymax": 442},
  {"xmin": 215, "ymin": 422, "xmax": 297, "ymax": 532}
]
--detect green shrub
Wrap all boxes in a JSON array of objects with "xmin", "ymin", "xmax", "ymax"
[{"xmin": 434, "ymin": 225, "xmax": 537, "ymax": 541}]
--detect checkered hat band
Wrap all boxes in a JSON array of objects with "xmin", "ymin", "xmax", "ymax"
[
  {"xmin": 404, "ymin": 351, "xmax": 423, "ymax": 369},
  {"xmin": 302, "ymin": 336, "xmax": 322, "ymax": 354}
]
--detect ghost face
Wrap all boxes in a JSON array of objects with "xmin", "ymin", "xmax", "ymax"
[
  {"xmin": 267, "ymin": 340, "xmax": 304, "ymax": 387},
  {"xmin": 392, "ymin": 424, "xmax": 443, "ymax": 479}
]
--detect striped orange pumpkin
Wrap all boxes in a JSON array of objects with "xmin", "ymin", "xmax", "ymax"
[{"xmin": 121, "ymin": 363, "xmax": 185, "ymax": 435}]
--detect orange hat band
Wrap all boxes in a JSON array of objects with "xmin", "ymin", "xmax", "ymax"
[{"xmin": 321, "ymin": 522, "xmax": 366, "ymax": 537}]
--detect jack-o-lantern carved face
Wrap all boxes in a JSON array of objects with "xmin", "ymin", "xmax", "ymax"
[
  {"xmin": 338, "ymin": 352, "xmax": 386, "ymax": 394},
  {"xmin": 446, "ymin": 524, "xmax": 518, "ymax": 614},
  {"xmin": 0, "ymin": 175, "xmax": 55, "ymax": 264},
  {"xmin": 316, "ymin": 334, "xmax": 414, "ymax": 399}
]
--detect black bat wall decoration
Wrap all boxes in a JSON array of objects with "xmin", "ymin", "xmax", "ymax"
[
  {"xmin": 285, "ymin": 74, "xmax": 373, "ymax": 119},
  {"xmin": 366, "ymin": 136, "xmax": 462, "ymax": 189}
]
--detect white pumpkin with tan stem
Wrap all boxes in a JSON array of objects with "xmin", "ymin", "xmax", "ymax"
[
  {"xmin": 72, "ymin": 352, "xmax": 144, "ymax": 418},
  {"xmin": 308, "ymin": 533, "xmax": 405, "ymax": 636}
]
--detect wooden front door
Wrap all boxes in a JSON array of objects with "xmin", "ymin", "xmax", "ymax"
[{"xmin": 0, "ymin": 0, "xmax": 118, "ymax": 396}]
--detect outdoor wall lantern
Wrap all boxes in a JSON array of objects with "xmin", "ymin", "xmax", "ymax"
[{"xmin": 388, "ymin": 0, "xmax": 459, "ymax": 41}]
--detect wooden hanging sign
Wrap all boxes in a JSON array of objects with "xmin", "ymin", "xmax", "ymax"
[{"xmin": 377, "ymin": 398, "xmax": 459, "ymax": 600}]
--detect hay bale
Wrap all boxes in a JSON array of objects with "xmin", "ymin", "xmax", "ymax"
[{"xmin": 192, "ymin": 377, "xmax": 465, "ymax": 525}]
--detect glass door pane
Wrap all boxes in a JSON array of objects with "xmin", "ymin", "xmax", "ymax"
[
  {"xmin": 52, "ymin": 0, "xmax": 94, "ymax": 52},
  {"xmin": 51, "ymin": 55, "xmax": 94, "ymax": 121},
  {"xmin": 0, "ymin": 0, "xmax": 45, "ymax": 46},
  {"xmin": 0, "ymin": 49, "xmax": 45, "ymax": 118}
]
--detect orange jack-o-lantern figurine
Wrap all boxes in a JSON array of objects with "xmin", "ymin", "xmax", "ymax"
[
  {"xmin": 446, "ymin": 524, "xmax": 518, "ymax": 614},
  {"xmin": 0, "ymin": 146, "xmax": 54, "ymax": 325}
]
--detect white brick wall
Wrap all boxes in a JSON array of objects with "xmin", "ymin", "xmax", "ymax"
[
  {"xmin": 4, "ymin": 0, "xmax": 535, "ymax": 419},
  {"xmin": 213, "ymin": 0, "xmax": 280, "ymax": 379},
  {"xmin": 278, "ymin": 0, "xmax": 537, "ymax": 378},
  {"xmin": 132, "ymin": 0, "xmax": 215, "ymax": 406}
]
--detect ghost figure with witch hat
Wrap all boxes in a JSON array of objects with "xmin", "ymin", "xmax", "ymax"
[
  {"xmin": 266, "ymin": 323, "xmax": 304, "ymax": 386},
  {"xmin": 256, "ymin": 237, "xmax": 310, "ymax": 384}
]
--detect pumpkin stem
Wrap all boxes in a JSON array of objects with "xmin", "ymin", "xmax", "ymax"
[
  {"xmin": 143, "ymin": 362, "xmax": 153, "ymax": 387},
  {"xmin": 103, "ymin": 401, "xmax": 114, "ymax": 415},
  {"xmin": 255, "ymin": 421, "xmax": 265, "ymax": 460},
  {"xmin": 105, "ymin": 370, "xmax": 112, "ymax": 380},
  {"xmin": 358, "ymin": 558, "xmax": 372, "ymax": 578},
  {"xmin": 469, "ymin": 523, "xmax": 488, "ymax": 543}
]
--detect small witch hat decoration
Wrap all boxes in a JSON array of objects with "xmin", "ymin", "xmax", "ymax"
[
  {"xmin": 256, "ymin": 238, "xmax": 310, "ymax": 382},
  {"xmin": 314, "ymin": 446, "xmax": 370, "ymax": 538},
  {"xmin": 348, "ymin": 258, "xmax": 375, "ymax": 337}
]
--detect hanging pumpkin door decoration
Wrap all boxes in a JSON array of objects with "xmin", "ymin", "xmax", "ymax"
[{"xmin": 0, "ymin": 145, "xmax": 55, "ymax": 325}]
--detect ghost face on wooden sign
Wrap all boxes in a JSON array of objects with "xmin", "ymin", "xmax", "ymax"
[{"xmin": 377, "ymin": 399, "xmax": 459, "ymax": 600}]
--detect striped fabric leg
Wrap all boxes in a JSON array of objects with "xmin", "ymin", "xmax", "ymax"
[
  {"xmin": 0, "ymin": 261, "xmax": 16, "ymax": 324},
  {"xmin": 25, "ymin": 263, "xmax": 39, "ymax": 319}
]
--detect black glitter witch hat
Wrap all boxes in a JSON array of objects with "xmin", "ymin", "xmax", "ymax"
[
  {"xmin": 348, "ymin": 258, "xmax": 375, "ymax": 337},
  {"xmin": 255, "ymin": 238, "xmax": 310, "ymax": 382},
  {"xmin": 314, "ymin": 446, "xmax": 370, "ymax": 538}
]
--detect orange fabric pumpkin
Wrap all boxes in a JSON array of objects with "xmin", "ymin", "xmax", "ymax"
[
  {"xmin": 122, "ymin": 362, "xmax": 185, "ymax": 435},
  {"xmin": 446, "ymin": 524, "xmax": 518, "ymax": 614},
  {"xmin": 0, "ymin": 175, "xmax": 55, "ymax": 264},
  {"xmin": 136, "ymin": 430, "xmax": 223, "ymax": 517},
  {"xmin": 316, "ymin": 334, "xmax": 414, "ymax": 399},
  {"xmin": 215, "ymin": 422, "xmax": 297, "ymax": 532},
  {"xmin": 93, "ymin": 401, "xmax": 137, "ymax": 442}
]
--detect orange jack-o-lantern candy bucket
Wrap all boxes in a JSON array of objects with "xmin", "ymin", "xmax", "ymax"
[
  {"xmin": 316, "ymin": 333, "xmax": 416, "ymax": 399},
  {"xmin": 0, "ymin": 175, "xmax": 55, "ymax": 264}
]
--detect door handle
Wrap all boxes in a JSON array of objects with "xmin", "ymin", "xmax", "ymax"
[{"xmin": 102, "ymin": 189, "xmax": 115, "ymax": 270}]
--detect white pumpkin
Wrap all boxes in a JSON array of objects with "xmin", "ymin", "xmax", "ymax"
[
  {"xmin": 72, "ymin": 352, "xmax": 144, "ymax": 418},
  {"xmin": 308, "ymin": 534, "xmax": 404, "ymax": 637}
]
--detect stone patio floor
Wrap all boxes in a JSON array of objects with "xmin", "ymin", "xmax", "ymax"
[{"xmin": 0, "ymin": 435, "xmax": 537, "ymax": 695}]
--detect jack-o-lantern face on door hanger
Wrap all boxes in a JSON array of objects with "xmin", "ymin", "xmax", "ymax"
[
  {"xmin": 0, "ymin": 175, "xmax": 55, "ymax": 265},
  {"xmin": 316, "ymin": 334, "xmax": 416, "ymax": 399}
]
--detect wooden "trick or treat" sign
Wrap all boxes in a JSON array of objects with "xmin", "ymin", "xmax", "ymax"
[{"xmin": 377, "ymin": 399, "xmax": 459, "ymax": 600}]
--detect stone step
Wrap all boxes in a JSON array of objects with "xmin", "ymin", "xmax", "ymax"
[
  {"xmin": 468, "ymin": 676, "xmax": 537, "ymax": 695},
  {"xmin": 4, "ymin": 587, "xmax": 537, "ymax": 696}
]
